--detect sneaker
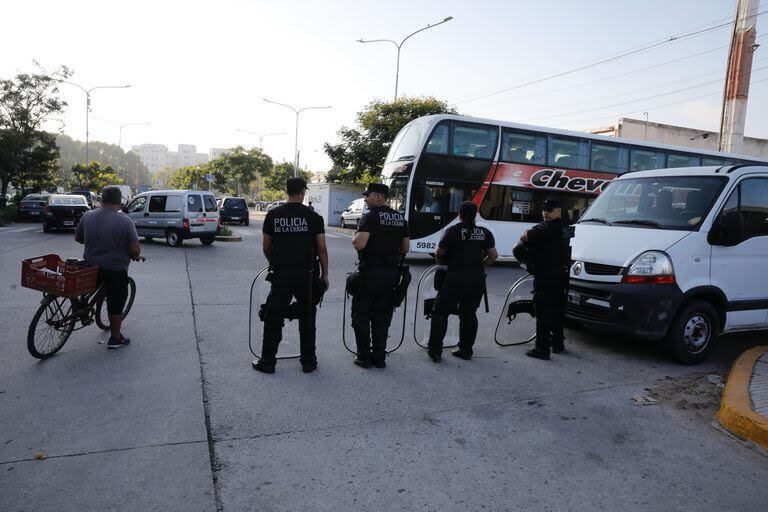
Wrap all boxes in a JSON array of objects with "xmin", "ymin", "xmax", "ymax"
[
  {"xmin": 107, "ymin": 335, "xmax": 130, "ymax": 349},
  {"xmin": 372, "ymin": 360, "xmax": 386, "ymax": 369},
  {"xmin": 525, "ymin": 348, "xmax": 550, "ymax": 361},
  {"xmin": 252, "ymin": 360, "xmax": 275, "ymax": 374},
  {"xmin": 451, "ymin": 348, "xmax": 472, "ymax": 361},
  {"xmin": 302, "ymin": 362, "xmax": 317, "ymax": 373},
  {"xmin": 354, "ymin": 357, "xmax": 372, "ymax": 369}
]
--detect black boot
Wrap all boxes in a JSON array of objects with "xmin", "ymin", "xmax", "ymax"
[{"xmin": 525, "ymin": 348, "xmax": 550, "ymax": 361}]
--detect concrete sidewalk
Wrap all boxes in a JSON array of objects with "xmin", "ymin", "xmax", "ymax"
[{"xmin": 718, "ymin": 346, "xmax": 768, "ymax": 451}]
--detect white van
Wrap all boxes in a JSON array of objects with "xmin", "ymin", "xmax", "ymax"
[
  {"xmin": 567, "ymin": 165, "xmax": 768, "ymax": 363},
  {"xmin": 124, "ymin": 189, "xmax": 220, "ymax": 247}
]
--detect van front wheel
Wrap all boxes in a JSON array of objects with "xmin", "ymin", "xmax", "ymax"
[
  {"xmin": 666, "ymin": 299, "xmax": 720, "ymax": 365},
  {"xmin": 166, "ymin": 229, "xmax": 183, "ymax": 247}
]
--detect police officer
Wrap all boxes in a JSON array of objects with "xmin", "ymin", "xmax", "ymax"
[
  {"xmin": 351, "ymin": 183, "xmax": 409, "ymax": 369},
  {"xmin": 427, "ymin": 201, "xmax": 497, "ymax": 362},
  {"xmin": 520, "ymin": 198, "xmax": 570, "ymax": 360},
  {"xmin": 253, "ymin": 177, "xmax": 329, "ymax": 374}
]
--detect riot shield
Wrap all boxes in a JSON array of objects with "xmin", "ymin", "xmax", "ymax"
[
  {"xmin": 412, "ymin": 264, "xmax": 460, "ymax": 349},
  {"xmin": 341, "ymin": 272, "xmax": 407, "ymax": 355},
  {"xmin": 494, "ymin": 274, "xmax": 537, "ymax": 346},
  {"xmin": 248, "ymin": 266, "xmax": 301, "ymax": 361}
]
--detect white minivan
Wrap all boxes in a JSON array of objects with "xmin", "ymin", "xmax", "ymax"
[{"xmin": 567, "ymin": 164, "xmax": 768, "ymax": 363}]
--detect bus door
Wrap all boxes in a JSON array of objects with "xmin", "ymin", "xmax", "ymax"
[{"xmin": 410, "ymin": 179, "xmax": 480, "ymax": 240}]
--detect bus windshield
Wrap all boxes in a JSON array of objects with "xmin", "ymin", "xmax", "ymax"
[
  {"xmin": 384, "ymin": 176, "xmax": 408, "ymax": 213},
  {"xmin": 579, "ymin": 176, "xmax": 726, "ymax": 231}
]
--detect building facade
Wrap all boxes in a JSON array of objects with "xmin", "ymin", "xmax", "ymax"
[
  {"xmin": 591, "ymin": 117, "xmax": 768, "ymax": 160},
  {"xmin": 131, "ymin": 144, "xmax": 209, "ymax": 172}
]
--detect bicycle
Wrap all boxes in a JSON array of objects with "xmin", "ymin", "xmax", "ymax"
[{"xmin": 23, "ymin": 255, "xmax": 142, "ymax": 359}]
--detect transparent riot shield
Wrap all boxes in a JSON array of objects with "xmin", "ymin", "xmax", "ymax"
[
  {"xmin": 341, "ymin": 272, "xmax": 407, "ymax": 355},
  {"xmin": 494, "ymin": 274, "xmax": 537, "ymax": 346},
  {"xmin": 412, "ymin": 264, "xmax": 461, "ymax": 349},
  {"xmin": 248, "ymin": 266, "xmax": 301, "ymax": 362}
]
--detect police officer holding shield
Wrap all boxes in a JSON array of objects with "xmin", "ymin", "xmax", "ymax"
[
  {"xmin": 351, "ymin": 183, "xmax": 409, "ymax": 369},
  {"xmin": 520, "ymin": 198, "xmax": 570, "ymax": 360},
  {"xmin": 427, "ymin": 201, "xmax": 497, "ymax": 362},
  {"xmin": 253, "ymin": 178, "xmax": 329, "ymax": 374}
]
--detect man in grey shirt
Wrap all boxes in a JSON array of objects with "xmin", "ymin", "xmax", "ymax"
[{"xmin": 75, "ymin": 186, "xmax": 144, "ymax": 349}]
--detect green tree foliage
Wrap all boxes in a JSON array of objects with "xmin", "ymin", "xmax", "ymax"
[
  {"xmin": 324, "ymin": 97, "xmax": 457, "ymax": 183},
  {"xmin": 166, "ymin": 165, "xmax": 209, "ymax": 190},
  {"xmin": 0, "ymin": 62, "xmax": 70, "ymax": 204},
  {"xmin": 210, "ymin": 146, "xmax": 272, "ymax": 196},
  {"xmin": 55, "ymin": 134, "xmax": 150, "ymax": 189},
  {"xmin": 68, "ymin": 161, "xmax": 124, "ymax": 191},
  {"xmin": 263, "ymin": 162, "xmax": 311, "ymax": 192}
]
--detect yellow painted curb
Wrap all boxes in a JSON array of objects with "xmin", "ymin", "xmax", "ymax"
[{"xmin": 717, "ymin": 345, "xmax": 768, "ymax": 450}]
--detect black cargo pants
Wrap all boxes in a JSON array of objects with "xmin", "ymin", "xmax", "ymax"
[
  {"xmin": 427, "ymin": 270, "xmax": 485, "ymax": 356},
  {"xmin": 351, "ymin": 266, "xmax": 400, "ymax": 365},
  {"xmin": 533, "ymin": 272, "xmax": 568, "ymax": 354}
]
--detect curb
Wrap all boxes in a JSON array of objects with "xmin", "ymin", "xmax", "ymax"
[
  {"xmin": 717, "ymin": 345, "xmax": 768, "ymax": 451},
  {"xmin": 215, "ymin": 235, "xmax": 242, "ymax": 242}
]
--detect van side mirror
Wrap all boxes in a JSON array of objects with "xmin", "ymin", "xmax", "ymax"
[{"xmin": 708, "ymin": 211, "xmax": 744, "ymax": 247}]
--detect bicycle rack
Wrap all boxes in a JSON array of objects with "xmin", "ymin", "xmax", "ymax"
[
  {"xmin": 494, "ymin": 273, "xmax": 537, "ymax": 346},
  {"xmin": 248, "ymin": 266, "xmax": 301, "ymax": 362},
  {"xmin": 412, "ymin": 264, "xmax": 462, "ymax": 350},
  {"xmin": 340, "ymin": 273, "xmax": 407, "ymax": 355}
]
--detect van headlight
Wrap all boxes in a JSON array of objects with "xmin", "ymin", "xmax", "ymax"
[{"xmin": 621, "ymin": 251, "xmax": 675, "ymax": 284}]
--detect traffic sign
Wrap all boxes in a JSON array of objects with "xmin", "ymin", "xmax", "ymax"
[{"xmin": 205, "ymin": 173, "xmax": 214, "ymax": 183}]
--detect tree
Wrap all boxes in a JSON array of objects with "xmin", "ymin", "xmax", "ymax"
[
  {"xmin": 68, "ymin": 161, "xmax": 123, "ymax": 191},
  {"xmin": 0, "ymin": 62, "xmax": 71, "ymax": 204},
  {"xmin": 55, "ymin": 134, "xmax": 150, "ymax": 189},
  {"xmin": 166, "ymin": 165, "xmax": 208, "ymax": 190},
  {"xmin": 263, "ymin": 162, "xmax": 311, "ymax": 192},
  {"xmin": 210, "ymin": 146, "xmax": 272, "ymax": 196},
  {"xmin": 324, "ymin": 96, "xmax": 457, "ymax": 183}
]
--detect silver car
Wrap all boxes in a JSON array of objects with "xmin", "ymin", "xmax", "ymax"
[
  {"xmin": 124, "ymin": 189, "xmax": 220, "ymax": 247},
  {"xmin": 341, "ymin": 198, "xmax": 367, "ymax": 228}
]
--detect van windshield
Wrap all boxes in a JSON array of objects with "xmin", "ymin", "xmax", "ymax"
[{"xmin": 579, "ymin": 176, "xmax": 726, "ymax": 231}]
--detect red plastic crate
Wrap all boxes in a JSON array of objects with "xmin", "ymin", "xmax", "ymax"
[{"xmin": 21, "ymin": 254, "xmax": 98, "ymax": 297}]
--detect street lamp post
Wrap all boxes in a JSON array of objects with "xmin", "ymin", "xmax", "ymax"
[
  {"xmin": 262, "ymin": 99, "xmax": 331, "ymax": 176},
  {"xmin": 357, "ymin": 16, "xmax": 453, "ymax": 101},
  {"xmin": 58, "ymin": 81, "xmax": 131, "ymax": 163},
  {"xmin": 235, "ymin": 129, "xmax": 286, "ymax": 150}
]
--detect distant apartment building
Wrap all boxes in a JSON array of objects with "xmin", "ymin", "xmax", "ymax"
[
  {"xmin": 591, "ymin": 117, "xmax": 768, "ymax": 160},
  {"xmin": 131, "ymin": 144, "xmax": 209, "ymax": 172},
  {"xmin": 209, "ymin": 147, "xmax": 233, "ymax": 161}
]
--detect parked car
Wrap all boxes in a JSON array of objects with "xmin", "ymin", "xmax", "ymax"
[
  {"xmin": 219, "ymin": 197, "xmax": 250, "ymax": 225},
  {"xmin": 567, "ymin": 164, "xmax": 768, "ymax": 364},
  {"xmin": 70, "ymin": 190, "xmax": 99, "ymax": 209},
  {"xmin": 18, "ymin": 194, "xmax": 50, "ymax": 221},
  {"xmin": 341, "ymin": 198, "xmax": 367, "ymax": 228},
  {"xmin": 267, "ymin": 201, "xmax": 286, "ymax": 211},
  {"xmin": 253, "ymin": 201, "xmax": 268, "ymax": 211},
  {"xmin": 43, "ymin": 194, "xmax": 90, "ymax": 232},
  {"xmin": 123, "ymin": 189, "xmax": 220, "ymax": 247}
]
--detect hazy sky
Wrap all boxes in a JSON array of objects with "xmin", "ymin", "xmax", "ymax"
[{"xmin": 2, "ymin": 0, "xmax": 765, "ymax": 171}]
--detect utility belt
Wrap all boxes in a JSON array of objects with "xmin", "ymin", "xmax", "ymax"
[
  {"xmin": 259, "ymin": 258, "xmax": 326, "ymax": 321},
  {"xmin": 346, "ymin": 259, "xmax": 410, "ymax": 309}
]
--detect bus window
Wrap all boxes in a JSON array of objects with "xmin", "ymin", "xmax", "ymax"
[
  {"xmin": 549, "ymin": 136, "xmax": 589, "ymax": 170},
  {"xmin": 667, "ymin": 154, "xmax": 701, "ymax": 168},
  {"xmin": 425, "ymin": 124, "xmax": 449, "ymax": 155},
  {"xmin": 387, "ymin": 122, "xmax": 423, "ymax": 162},
  {"xmin": 452, "ymin": 124, "xmax": 498, "ymax": 159},
  {"xmin": 590, "ymin": 144, "xmax": 628, "ymax": 173},
  {"xmin": 630, "ymin": 148, "xmax": 666, "ymax": 171},
  {"xmin": 702, "ymin": 157, "xmax": 732, "ymax": 166},
  {"xmin": 501, "ymin": 130, "xmax": 546, "ymax": 165},
  {"xmin": 480, "ymin": 184, "xmax": 592, "ymax": 223}
]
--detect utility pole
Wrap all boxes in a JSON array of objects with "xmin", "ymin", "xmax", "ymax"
[{"xmin": 719, "ymin": 0, "xmax": 760, "ymax": 153}]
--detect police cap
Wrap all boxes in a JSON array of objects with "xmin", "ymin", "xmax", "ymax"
[
  {"xmin": 362, "ymin": 183, "xmax": 389, "ymax": 197},
  {"xmin": 542, "ymin": 199, "xmax": 561, "ymax": 212}
]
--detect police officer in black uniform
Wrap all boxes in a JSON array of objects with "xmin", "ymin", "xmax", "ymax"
[
  {"xmin": 427, "ymin": 201, "xmax": 498, "ymax": 362},
  {"xmin": 254, "ymin": 178, "xmax": 329, "ymax": 374},
  {"xmin": 520, "ymin": 198, "xmax": 570, "ymax": 360},
  {"xmin": 351, "ymin": 183, "xmax": 409, "ymax": 369}
]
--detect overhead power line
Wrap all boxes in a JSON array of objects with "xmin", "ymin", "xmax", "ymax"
[{"xmin": 459, "ymin": 9, "xmax": 768, "ymax": 105}]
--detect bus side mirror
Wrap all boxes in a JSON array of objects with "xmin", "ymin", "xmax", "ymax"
[{"xmin": 708, "ymin": 211, "xmax": 744, "ymax": 247}]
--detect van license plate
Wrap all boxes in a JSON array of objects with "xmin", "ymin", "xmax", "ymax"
[
  {"xmin": 567, "ymin": 291, "xmax": 581, "ymax": 305},
  {"xmin": 64, "ymin": 220, "xmax": 74, "ymax": 226}
]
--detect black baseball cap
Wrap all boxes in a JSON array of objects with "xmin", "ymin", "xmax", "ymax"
[
  {"xmin": 286, "ymin": 177, "xmax": 309, "ymax": 195},
  {"xmin": 542, "ymin": 199, "xmax": 561, "ymax": 211},
  {"xmin": 362, "ymin": 183, "xmax": 389, "ymax": 197}
]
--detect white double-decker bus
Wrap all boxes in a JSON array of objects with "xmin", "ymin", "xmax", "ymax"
[{"xmin": 380, "ymin": 114, "xmax": 766, "ymax": 257}]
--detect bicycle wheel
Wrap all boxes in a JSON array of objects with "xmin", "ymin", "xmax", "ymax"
[
  {"xmin": 95, "ymin": 277, "xmax": 136, "ymax": 331},
  {"xmin": 27, "ymin": 295, "xmax": 76, "ymax": 359}
]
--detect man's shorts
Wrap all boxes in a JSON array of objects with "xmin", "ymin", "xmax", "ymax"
[{"xmin": 98, "ymin": 268, "xmax": 129, "ymax": 316}]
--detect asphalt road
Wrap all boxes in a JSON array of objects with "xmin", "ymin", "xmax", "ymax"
[{"xmin": 1, "ymin": 216, "xmax": 767, "ymax": 511}]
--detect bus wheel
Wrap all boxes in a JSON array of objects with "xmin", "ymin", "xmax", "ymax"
[{"xmin": 666, "ymin": 299, "xmax": 720, "ymax": 365}]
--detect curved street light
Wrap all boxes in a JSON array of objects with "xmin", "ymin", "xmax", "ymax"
[
  {"xmin": 263, "ymin": 99, "xmax": 331, "ymax": 176},
  {"xmin": 58, "ymin": 80, "xmax": 131, "ymax": 163},
  {"xmin": 357, "ymin": 16, "xmax": 453, "ymax": 101}
]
